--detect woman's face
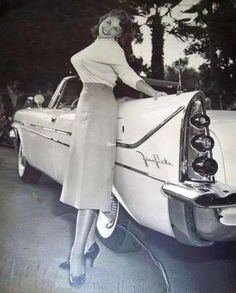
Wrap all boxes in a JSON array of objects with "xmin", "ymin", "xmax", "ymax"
[{"xmin": 98, "ymin": 16, "xmax": 123, "ymax": 39}]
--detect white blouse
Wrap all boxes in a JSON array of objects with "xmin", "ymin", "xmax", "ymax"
[{"xmin": 70, "ymin": 37, "xmax": 143, "ymax": 90}]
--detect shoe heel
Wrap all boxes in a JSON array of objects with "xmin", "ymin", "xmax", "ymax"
[
  {"xmin": 85, "ymin": 242, "xmax": 100, "ymax": 268},
  {"xmin": 85, "ymin": 254, "xmax": 96, "ymax": 267},
  {"xmin": 59, "ymin": 261, "xmax": 70, "ymax": 270},
  {"xmin": 88, "ymin": 256, "xmax": 95, "ymax": 267}
]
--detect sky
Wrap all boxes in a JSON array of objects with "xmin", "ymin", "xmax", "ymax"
[{"xmin": 132, "ymin": 0, "xmax": 204, "ymax": 70}]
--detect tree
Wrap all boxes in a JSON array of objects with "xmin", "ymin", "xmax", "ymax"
[
  {"xmin": 120, "ymin": 0, "xmax": 182, "ymax": 79},
  {"xmin": 0, "ymin": 0, "xmax": 22, "ymax": 16},
  {"xmin": 0, "ymin": 0, "xmax": 186, "ymax": 91},
  {"xmin": 0, "ymin": 0, "xmax": 117, "ymax": 89},
  {"xmin": 170, "ymin": 0, "xmax": 236, "ymax": 106},
  {"xmin": 165, "ymin": 58, "xmax": 200, "ymax": 91}
]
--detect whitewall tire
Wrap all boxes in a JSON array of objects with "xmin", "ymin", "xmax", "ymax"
[
  {"xmin": 18, "ymin": 142, "xmax": 42, "ymax": 184},
  {"xmin": 97, "ymin": 195, "xmax": 120, "ymax": 239},
  {"xmin": 96, "ymin": 193, "xmax": 144, "ymax": 252}
]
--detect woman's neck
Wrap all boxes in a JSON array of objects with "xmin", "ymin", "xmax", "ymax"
[{"xmin": 96, "ymin": 36, "xmax": 116, "ymax": 41}]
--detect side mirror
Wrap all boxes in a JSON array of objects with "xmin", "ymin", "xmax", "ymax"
[{"xmin": 34, "ymin": 94, "xmax": 45, "ymax": 108}]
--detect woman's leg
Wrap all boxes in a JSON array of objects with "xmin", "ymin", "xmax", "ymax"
[
  {"xmin": 84, "ymin": 212, "xmax": 98, "ymax": 252},
  {"xmin": 70, "ymin": 209, "xmax": 97, "ymax": 278}
]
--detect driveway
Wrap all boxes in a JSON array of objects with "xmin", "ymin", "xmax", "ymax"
[{"xmin": 0, "ymin": 147, "xmax": 167, "ymax": 293}]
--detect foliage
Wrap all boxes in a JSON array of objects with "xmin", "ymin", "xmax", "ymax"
[
  {"xmin": 170, "ymin": 0, "xmax": 236, "ymax": 107},
  {"xmin": 165, "ymin": 58, "xmax": 200, "ymax": 91},
  {"xmin": 0, "ymin": 0, "xmax": 183, "ymax": 90},
  {"xmin": 121, "ymin": 0, "xmax": 182, "ymax": 79},
  {"xmin": 1, "ymin": 0, "xmax": 234, "ymax": 106},
  {"xmin": 0, "ymin": 0, "xmax": 117, "ymax": 89}
]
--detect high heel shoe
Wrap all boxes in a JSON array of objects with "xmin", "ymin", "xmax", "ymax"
[
  {"xmin": 85, "ymin": 242, "xmax": 100, "ymax": 267},
  {"xmin": 59, "ymin": 261, "xmax": 70, "ymax": 270},
  {"xmin": 59, "ymin": 243, "xmax": 100, "ymax": 270},
  {"xmin": 69, "ymin": 273, "xmax": 86, "ymax": 287}
]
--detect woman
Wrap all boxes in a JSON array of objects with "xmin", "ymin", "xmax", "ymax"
[{"xmin": 60, "ymin": 9, "xmax": 166, "ymax": 287}]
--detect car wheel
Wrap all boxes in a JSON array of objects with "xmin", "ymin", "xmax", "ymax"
[
  {"xmin": 96, "ymin": 193, "xmax": 145, "ymax": 252},
  {"xmin": 18, "ymin": 142, "xmax": 42, "ymax": 184}
]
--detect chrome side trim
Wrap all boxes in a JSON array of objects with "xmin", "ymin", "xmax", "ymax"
[
  {"xmin": 13, "ymin": 120, "xmax": 71, "ymax": 136},
  {"xmin": 21, "ymin": 126, "xmax": 70, "ymax": 147},
  {"xmin": 115, "ymin": 162, "xmax": 165, "ymax": 183},
  {"xmin": 12, "ymin": 120, "xmax": 23, "ymax": 126},
  {"xmin": 29, "ymin": 123, "xmax": 71, "ymax": 136},
  {"xmin": 13, "ymin": 125, "xmax": 168, "ymax": 182},
  {"xmin": 117, "ymin": 106, "xmax": 184, "ymax": 149},
  {"xmin": 14, "ymin": 106, "xmax": 184, "ymax": 149}
]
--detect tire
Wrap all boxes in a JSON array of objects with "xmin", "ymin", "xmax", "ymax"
[
  {"xmin": 96, "ymin": 193, "xmax": 145, "ymax": 253},
  {"xmin": 18, "ymin": 142, "xmax": 42, "ymax": 184}
]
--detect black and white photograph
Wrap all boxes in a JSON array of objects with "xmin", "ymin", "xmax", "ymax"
[{"xmin": 0, "ymin": 0, "xmax": 236, "ymax": 292}]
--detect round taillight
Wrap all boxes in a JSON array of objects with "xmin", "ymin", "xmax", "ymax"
[
  {"xmin": 190, "ymin": 114, "xmax": 210, "ymax": 129},
  {"xmin": 191, "ymin": 134, "xmax": 215, "ymax": 152},
  {"xmin": 192, "ymin": 156, "xmax": 218, "ymax": 176}
]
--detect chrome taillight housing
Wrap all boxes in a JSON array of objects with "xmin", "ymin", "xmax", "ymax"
[
  {"xmin": 190, "ymin": 134, "xmax": 214, "ymax": 152},
  {"xmin": 190, "ymin": 114, "xmax": 210, "ymax": 129},
  {"xmin": 192, "ymin": 156, "xmax": 218, "ymax": 176},
  {"xmin": 180, "ymin": 92, "xmax": 217, "ymax": 182}
]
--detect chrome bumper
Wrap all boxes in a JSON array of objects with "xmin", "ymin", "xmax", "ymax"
[
  {"xmin": 162, "ymin": 181, "xmax": 236, "ymax": 209},
  {"xmin": 162, "ymin": 182, "xmax": 236, "ymax": 246}
]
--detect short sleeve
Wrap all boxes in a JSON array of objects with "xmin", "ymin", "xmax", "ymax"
[{"xmin": 110, "ymin": 46, "xmax": 143, "ymax": 90}]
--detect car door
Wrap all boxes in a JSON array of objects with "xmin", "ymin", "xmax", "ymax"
[
  {"xmin": 26, "ymin": 108, "xmax": 60, "ymax": 181},
  {"xmin": 52, "ymin": 78, "xmax": 83, "ymax": 183},
  {"xmin": 23, "ymin": 79, "xmax": 68, "ymax": 180}
]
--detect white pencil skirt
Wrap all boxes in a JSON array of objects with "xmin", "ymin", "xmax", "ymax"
[{"xmin": 60, "ymin": 83, "xmax": 117, "ymax": 211}]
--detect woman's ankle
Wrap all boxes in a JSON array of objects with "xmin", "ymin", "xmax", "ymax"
[
  {"xmin": 70, "ymin": 254, "xmax": 86, "ymax": 276},
  {"xmin": 84, "ymin": 241, "xmax": 96, "ymax": 253}
]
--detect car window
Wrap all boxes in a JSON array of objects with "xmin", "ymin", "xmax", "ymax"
[{"xmin": 56, "ymin": 78, "xmax": 82, "ymax": 109}]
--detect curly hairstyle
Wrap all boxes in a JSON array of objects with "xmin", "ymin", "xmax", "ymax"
[{"xmin": 91, "ymin": 9, "xmax": 134, "ymax": 50}]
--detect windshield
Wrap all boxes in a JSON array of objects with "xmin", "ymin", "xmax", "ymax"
[{"xmin": 56, "ymin": 78, "xmax": 82, "ymax": 109}]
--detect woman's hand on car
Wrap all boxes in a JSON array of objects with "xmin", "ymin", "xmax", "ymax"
[
  {"xmin": 152, "ymin": 91, "xmax": 167, "ymax": 101},
  {"xmin": 135, "ymin": 80, "xmax": 167, "ymax": 101}
]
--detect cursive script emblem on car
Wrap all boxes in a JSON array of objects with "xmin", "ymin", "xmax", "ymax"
[{"xmin": 136, "ymin": 151, "xmax": 173, "ymax": 169}]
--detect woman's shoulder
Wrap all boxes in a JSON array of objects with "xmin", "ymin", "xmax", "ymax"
[
  {"xmin": 95, "ymin": 38, "xmax": 123, "ymax": 50},
  {"xmin": 70, "ymin": 53, "xmax": 78, "ymax": 61},
  {"xmin": 70, "ymin": 48, "xmax": 87, "ymax": 62},
  {"xmin": 70, "ymin": 39, "xmax": 125, "ymax": 64}
]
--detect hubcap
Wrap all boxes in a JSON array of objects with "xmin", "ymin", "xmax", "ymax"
[{"xmin": 97, "ymin": 193, "xmax": 119, "ymax": 238}]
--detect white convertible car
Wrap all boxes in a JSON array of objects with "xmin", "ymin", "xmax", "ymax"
[{"xmin": 12, "ymin": 76, "xmax": 236, "ymax": 251}]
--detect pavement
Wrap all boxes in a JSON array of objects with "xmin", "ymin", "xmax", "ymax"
[
  {"xmin": 0, "ymin": 147, "xmax": 168, "ymax": 293},
  {"xmin": 146, "ymin": 229, "xmax": 236, "ymax": 293}
]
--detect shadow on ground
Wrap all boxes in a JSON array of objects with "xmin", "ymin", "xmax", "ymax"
[{"xmin": 0, "ymin": 147, "xmax": 167, "ymax": 293}]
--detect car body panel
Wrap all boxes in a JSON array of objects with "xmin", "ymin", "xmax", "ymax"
[
  {"xmin": 12, "ymin": 77, "xmax": 236, "ymax": 246},
  {"xmin": 208, "ymin": 110, "xmax": 236, "ymax": 185},
  {"xmin": 14, "ymin": 108, "xmax": 59, "ymax": 180},
  {"xmin": 53, "ymin": 110, "xmax": 75, "ymax": 182}
]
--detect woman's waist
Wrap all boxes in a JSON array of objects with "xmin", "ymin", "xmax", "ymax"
[{"xmin": 82, "ymin": 83, "xmax": 114, "ymax": 92}]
